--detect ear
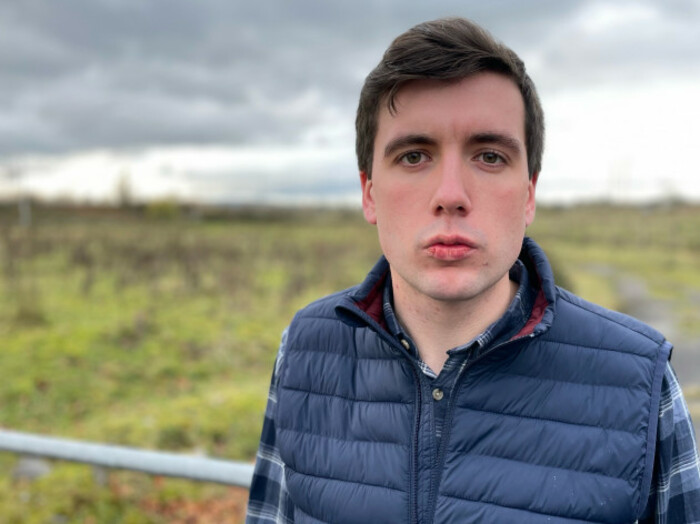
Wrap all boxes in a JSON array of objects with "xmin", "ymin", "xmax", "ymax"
[
  {"xmin": 360, "ymin": 171, "xmax": 377, "ymax": 225},
  {"xmin": 525, "ymin": 172, "xmax": 538, "ymax": 227}
]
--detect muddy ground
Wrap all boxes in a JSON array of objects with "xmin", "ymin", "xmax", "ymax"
[{"xmin": 608, "ymin": 271, "xmax": 700, "ymax": 436}]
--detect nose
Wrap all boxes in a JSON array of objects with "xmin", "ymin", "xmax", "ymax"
[{"xmin": 430, "ymin": 156, "xmax": 472, "ymax": 216}]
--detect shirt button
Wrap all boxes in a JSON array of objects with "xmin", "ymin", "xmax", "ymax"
[
  {"xmin": 400, "ymin": 338, "xmax": 410, "ymax": 350},
  {"xmin": 432, "ymin": 388, "xmax": 444, "ymax": 401}
]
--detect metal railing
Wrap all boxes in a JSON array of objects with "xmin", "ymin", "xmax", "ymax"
[{"xmin": 0, "ymin": 429, "xmax": 254, "ymax": 488}]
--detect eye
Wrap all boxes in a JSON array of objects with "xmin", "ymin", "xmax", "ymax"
[
  {"xmin": 399, "ymin": 151, "xmax": 428, "ymax": 166},
  {"xmin": 480, "ymin": 151, "xmax": 505, "ymax": 165}
]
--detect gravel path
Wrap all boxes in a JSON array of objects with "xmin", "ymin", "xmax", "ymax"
[
  {"xmin": 614, "ymin": 275, "xmax": 700, "ymax": 389},
  {"xmin": 602, "ymin": 270, "xmax": 700, "ymax": 435}
]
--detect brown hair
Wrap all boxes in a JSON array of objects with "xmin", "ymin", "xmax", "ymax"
[{"xmin": 356, "ymin": 17, "xmax": 544, "ymax": 179}]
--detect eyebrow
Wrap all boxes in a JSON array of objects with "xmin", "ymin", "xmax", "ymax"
[
  {"xmin": 383, "ymin": 134, "xmax": 437, "ymax": 159},
  {"xmin": 468, "ymin": 132, "xmax": 523, "ymax": 155},
  {"xmin": 382, "ymin": 131, "xmax": 523, "ymax": 159}
]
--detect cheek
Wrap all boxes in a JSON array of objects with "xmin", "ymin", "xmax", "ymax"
[
  {"xmin": 373, "ymin": 185, "xmax": 422, "ymax": 256},
  {"xmin": 485, "ymin": 185, "xmax": 532, "ymax": 229},
  {"xmin": 374, "ymin": 182, "xmax": 418, "ymax": 224}
]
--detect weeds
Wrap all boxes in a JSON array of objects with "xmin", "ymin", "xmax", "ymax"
[{"xmin": 1, "ymin": 203, "xmax": 700, "ymax": 522}]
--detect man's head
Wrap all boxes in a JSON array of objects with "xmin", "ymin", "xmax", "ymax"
[
  {"xmin": 356, "ymin": 17, "xmax": 544, "ymax": 180},
  {"xmin": 358, "ymin": 18, "xmax": 541, "ymax": 311}
]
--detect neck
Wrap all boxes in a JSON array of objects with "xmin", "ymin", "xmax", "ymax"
[{"xmin": 392, "ymin": 274, "xmax": 517, "ymax": 375}]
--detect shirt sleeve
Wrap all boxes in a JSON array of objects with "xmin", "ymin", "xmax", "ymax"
[
  {"xmin": 246, "ymin": 329, "xmax": 294, "ymax": 524},
  {"xmin": 639, "ymin": 361, "xmax": 700, "ymax": 523}
]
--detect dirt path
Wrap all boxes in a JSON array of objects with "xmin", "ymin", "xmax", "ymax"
[
  {"xmin": 596, "ymin": 269, "xmax": 700, "ymax": 433},
  {"xmin": 613, "ymin": 274, "xmax": 700, "ymax": 388}
]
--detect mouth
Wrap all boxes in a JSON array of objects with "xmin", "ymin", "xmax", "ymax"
[{"xmin": 424, "ymin": 235, "xmax": 477, "ymax": 261}]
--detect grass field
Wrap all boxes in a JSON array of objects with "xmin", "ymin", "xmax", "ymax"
[{"xmin": 1, "ymin": 202, "xmax": 699, "ymax": 522}]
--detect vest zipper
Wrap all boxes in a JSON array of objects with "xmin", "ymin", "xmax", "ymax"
[
  {"xmin": 410, "ymin": 364, "xmax": 422, "ymax": 524},
  {"xmin": 337, "ymin": 305, "xmax": 542, "ymax": 523},
  {"xmin": 338, "ymin": 305, "xmax": 425, "ymax": 524},
  {"xmin": 426, "ymin": 332, "xmax": 538, "ymax": 523}
]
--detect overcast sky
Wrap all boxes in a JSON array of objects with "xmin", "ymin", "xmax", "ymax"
[{"xmin": 1, "ymin": 0, "xmax": 699, "ymax": 204}]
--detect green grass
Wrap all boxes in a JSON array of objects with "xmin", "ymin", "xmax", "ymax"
[
  {"xmin": 0, "ymin": 209, "xmax": 381, "ymax": 522},
  {"xmin": 530, "ymin": 204, "xmax": 700, "ymax": 331},
  {"xmin": 2, "ymin": 203, "xmax": 700, "ymax": 521}
]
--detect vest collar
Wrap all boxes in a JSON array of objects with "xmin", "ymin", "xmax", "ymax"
[{"xmin": 336, "ymin": 237, "xmax": 557, "ymax": 337}]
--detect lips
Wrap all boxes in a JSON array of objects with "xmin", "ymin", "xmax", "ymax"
[{"xmin": 425, "ymin": 235, "xmax": 477, "ymax": 261}]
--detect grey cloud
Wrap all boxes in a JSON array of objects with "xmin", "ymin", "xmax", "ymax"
[
  {"xmin": 534, "ymin": 2, "xmax": 700, "ymax": 91},
  {"xmin": 0, "ymin": 0, "xmax": 697, "ymax": 158}
]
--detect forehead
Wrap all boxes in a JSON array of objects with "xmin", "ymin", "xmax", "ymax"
[{"xmin": 376, "ymin": 73, "xmax": 526, "ymax": 143}]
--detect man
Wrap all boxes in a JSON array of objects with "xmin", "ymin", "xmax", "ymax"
[{"xmin": 246, "ymin": 17, "xmax": 700, "ymax": 523}]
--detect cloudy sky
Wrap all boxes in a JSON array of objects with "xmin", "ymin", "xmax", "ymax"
[{"xmin": 1, "ymin": 0, "xmax": 699, "ymax": 205}]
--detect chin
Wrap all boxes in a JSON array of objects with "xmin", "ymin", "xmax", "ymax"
[{"xmin": 421, "ymin": 282, "xmax": 483, "ymax": 303}]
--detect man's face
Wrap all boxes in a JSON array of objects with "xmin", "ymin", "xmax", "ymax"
[{"xmin": 361, "ymin": 72, "xmax": 537, "ymax": 306}]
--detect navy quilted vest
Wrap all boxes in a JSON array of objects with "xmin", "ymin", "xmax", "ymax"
[{"xmin": 276, "ymin": 238, "xmax": 671, "ymax": 523}]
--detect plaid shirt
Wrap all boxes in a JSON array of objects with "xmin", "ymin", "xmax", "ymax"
[{"xmin": 246, "ymin": 265, "xmax": 700, "ymax": 523}]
